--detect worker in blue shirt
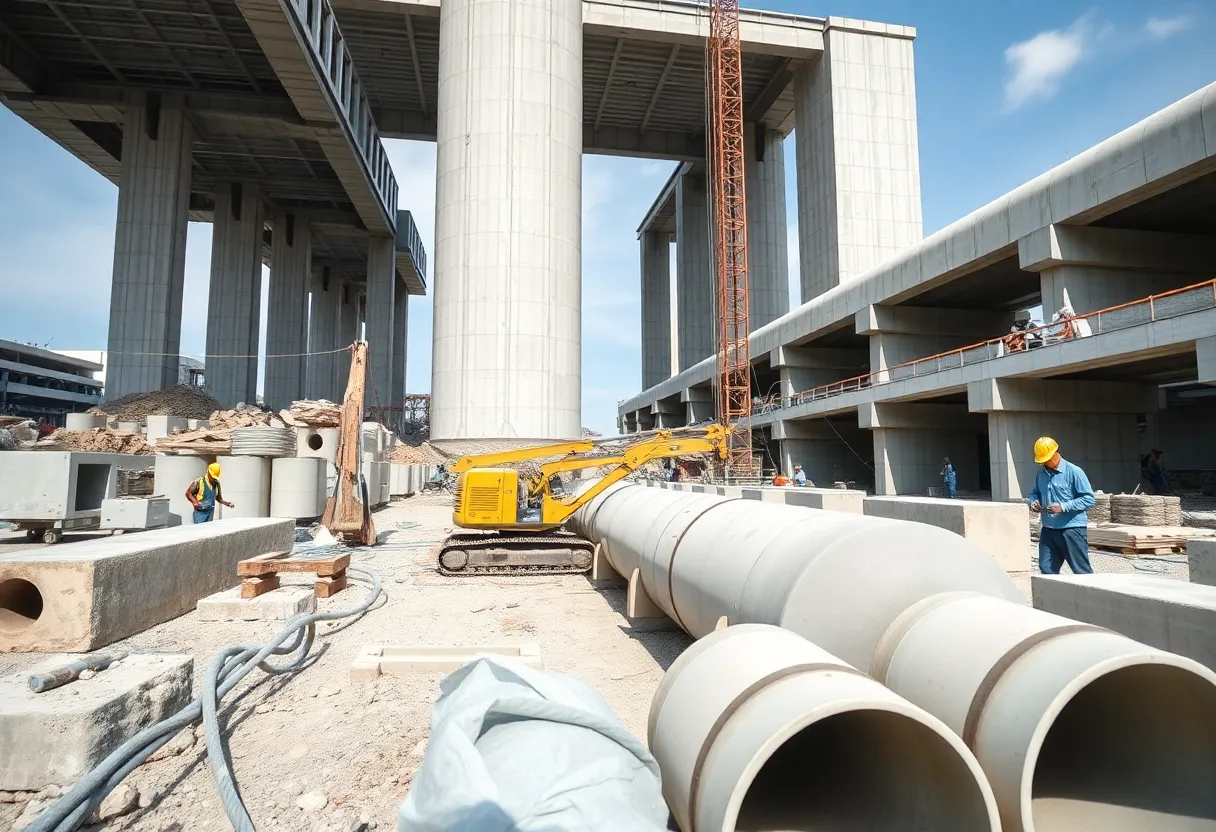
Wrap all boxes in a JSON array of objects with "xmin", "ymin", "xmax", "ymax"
[{"xmin": 1026, "ymin": 437, "xmax": 1095, "ymax": 575}]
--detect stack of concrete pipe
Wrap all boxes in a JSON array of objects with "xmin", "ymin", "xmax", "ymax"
[
  {"xmin": 571, "ymin": 484, "xmax": 1216, "ymax": 831},
  {"xmin": 360, "ymin": 422, "xmax": 390, "ymax": 507}
]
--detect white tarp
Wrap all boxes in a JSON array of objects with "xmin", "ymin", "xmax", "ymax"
[{"xmin": 398, "ymin": 656, "xmax": 668, "ymax": 832}]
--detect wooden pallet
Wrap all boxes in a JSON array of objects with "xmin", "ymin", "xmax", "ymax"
[
  {"xmin": 238, "ymin": 551, "xmax": 351, "ymax": 598},
  {"xmin": 1087, "ymin": 523, "xmax": 1214, "ymax": 558}
]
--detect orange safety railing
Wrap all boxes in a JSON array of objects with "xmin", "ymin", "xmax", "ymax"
[{"xmin": 784, "ymin": 278, "xmax": 1216, "ymax": 410}]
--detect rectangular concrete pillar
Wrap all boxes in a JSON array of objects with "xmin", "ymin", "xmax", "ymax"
[
  {"xmin": 676, "ymin": 167, "xmax": 713, "ymax": 371},
  {"xmin": 640, "ymin": 230, "xmax": 672, "ymax": 389},
  {"xmin": 744, "ymin": 123, "xmax": 790, "ymax": 329},
  {"xmin": 970, "ymin": 379, "xmax": 1154, "ymax": 501},
  {"xmin": 391, "ymin": 278, "xmax": 409, "ymax": 409},
  {"xmin": 793, "ymin": 19, "xmax": 921, "ymax": 302},
  {"xmin": 862, "ymin": 402, "xmax": 988, "ymax": 496},
  {"xmin": 1197, "ymin": 336, "xmax": 1216, "ymax": 386},
  {"xmin": 307, "ymin": 267, "xmax": 339, "ymax": 401},
  {"xmin": 105, "ymin": 92, "xmax": 193, "ymax": 400},
  {"xmin": 364, "ymin": 236, "xmax": 396, "ymax": 412},
  {"xmin": 205, "ymin": 184, "xmax": 266, "ymax": 408},
  {"xmin": 264, "ymin": 212, "xmax": 311, "ymax": 411}
]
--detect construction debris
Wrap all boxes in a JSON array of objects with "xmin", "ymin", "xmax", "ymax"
[
  {"xmin": 204, "ymin": 404, "xmax": 283, "ymax": 431},
  {"xmin": 155, "ymin": 405, "xmax": 285, "ymax": 455},
  {"xmin": 279, "ymin": 400, "xmax": 342, "ymax": 428},
  {"xmin": 88, "ymin": 386, "xmax": 220, "ymax": 422},
  {"xmin": 0, "ymin": 420, "xmax": 38, "ymax": 451},
  {"xmin": 34, "ymin": 428, "xmax": 154, "ymax": 456},
  {"xmin": 390, "ymin": 442, "xmax": 448, "ymax": 465}
]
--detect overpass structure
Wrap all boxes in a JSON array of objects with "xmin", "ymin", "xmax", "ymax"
[
  {"xmin": 619, "ymin": 83, "xmax": 1216, "ymax": 501},
  {"xmin": 3, "ymin": 0, "xmax": 924, "ymax": 439}
]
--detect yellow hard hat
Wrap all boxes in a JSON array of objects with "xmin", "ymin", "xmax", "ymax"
[
  {"xmin": 1033, "ymin": 437, "xmax": 1059, "ymax": 465},
  {"xmin": 208, "ymin": 462, "xmax": 222, "ymax": 479}
]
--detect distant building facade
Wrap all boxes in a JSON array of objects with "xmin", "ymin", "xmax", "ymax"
[{"xmin": 1, "ymin": 340, "xmax": 103, "ymax": 425}]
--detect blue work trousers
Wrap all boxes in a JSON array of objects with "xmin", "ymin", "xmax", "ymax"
[
  {"xmin": 193, "ymin": 506, "xmax": 215, "ymax": 524},
  {"xmin": 1038, "ymin": 526, "xmax": 1092, "ymax": 575}
]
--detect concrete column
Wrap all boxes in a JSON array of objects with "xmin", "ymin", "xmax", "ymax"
[
  {"xmin": 306, "ymin": 268, "xmax": 339, "ymax": 401},
  {"xmin": 793, "ymin": 20, "xmax": 921, "ymax": 302},
  {"xmin": 774, "ymin": 418, "xmax": 870, "ymax": 487},
  {"xmin": 364, "ymin": 236, "xmax": 396, "ymax": 413},
  {"xmin": 769, "ymin": 346, "xmax": 868, "ymax": 398},
  {"xmin": 205, "ymin": 184, "xmax": 266, "ymax": 408},
  {"xmin": 264, "ymin": 212, "xmax": 311, "ymax": 411},
  {"xmin": 861, "ymin": 403, "xmax": 987, "ymax": 496},
  {"xmin": 1200, "ymin": 336, "xmax": 1216, "ymax": 386},
  {"xmin": 431, "ymin": 0, "xmax": 582, "ymax": 442},
  {"xmin": 743, "ymin": 123, "xmax": 789, "ymax": 329},
  {"xmin": 968, "ymin": 378, "xmax": 1155, "ymax": 501},
  {"xmin": 856, "ymin": 305, "xmax": 1009, "ymax": 383},
  {"xmin": 391, "ymin": 279, "xmax": 409, "ymax": 409},
  {"xmin": 683, "ymin": 385, "xmax": 714, "ymax": 425},
  {"xmin": 676, "ymin": 167, "xmax": 713, "ymax": 371},
  {"xmin": 1019, "ymin": 224, "xmax": 1216, "ymax": 315},
  {"xmin": 335, "ymin": 281, "xmax": 360, "ymax": 393},
  {"xmin": 640, "ymin": 230, "xmax": 672, "ymax": 389},
  {"xmin": 105, "ymin": 92, "xmax": 193, "ymax": 399},
  {"xmin": 652, "ymin": 397, "xmax": 685, "ymax": 430}
]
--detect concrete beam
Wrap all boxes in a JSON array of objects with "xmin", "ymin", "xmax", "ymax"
[
  {"xmin": 859, "ymin": 402, "xmax": 986, "ymax": 431},
  {"xmin": 967, "ymin": 378, "xmax": 1157, "ymax": 414},
  {"xmin": 771, "ymin": 417, "xmax": 840, "ymax": 440},
  {"xmin": 1190, "ymin": 539, "xmax": 1216, "ymax": 587},
  {"xmin": 1199, "ymin": 336, "xmax": 1216, "ymax": 386},
  {"xmin": 768, "ymin": 345, "xmax": 867, "ymax": 370},
  {"xmin": 0, "ymin": 519, "xmax": 293, "ymax": 652},
  {"xmin": 1019, "ymin": 224, "xmax": 1216, "ymax": 274},
  {"xmin": 855, "ymin": 304, "xmax": 1008, "ymax": 337},
  {"xmin": 679, "ymin": 384, "xmax": 712, "ymax": 403},
  {"xmin": 637, "ymin": 162, "xmax": 686, "ymax": 235}
]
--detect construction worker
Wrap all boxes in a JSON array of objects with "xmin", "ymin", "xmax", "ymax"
[
  {"xmin": 1147, "ymin": 450, "xmax": 1170, "ymax": 495},
  {"xmin": 792, "ymin": 465, "xmax": 808, "ymax": 487},
  {"xmin": 941, "ymin": 457, "xmax": 958, "ymax": 499},
  {"xmin": 186, "ymin": 462, "xmax": 234, "ymax": 524},
  {"xmin": 1027, "ymin": 437, "xmax": 1095, "ymax": 575}
]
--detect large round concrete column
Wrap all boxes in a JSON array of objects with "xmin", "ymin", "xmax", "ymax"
[{"xmin": 431, "ymin": 0, "xmax": 583, "ymax": 442}]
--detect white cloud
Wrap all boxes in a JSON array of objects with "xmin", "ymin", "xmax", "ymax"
[
  {"xmin": 1003, "ymin": 16, "xmax": 1093, "ymax": 111},
  {"xmin": 1146, "ymin": 15, "xmax": 1189, "ymax": 41}
]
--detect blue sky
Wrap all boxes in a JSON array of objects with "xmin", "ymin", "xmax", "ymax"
[{"xmin": 1, "ymin": 1, "xmax": 1213, "ymax": 434}]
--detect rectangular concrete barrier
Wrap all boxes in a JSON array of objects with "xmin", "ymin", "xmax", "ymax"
[
  {"xmin": 1190, "ymin": 539, "xmax": 1216, "ymax": 587},
  {"xmin": 864, "ymin": 496, "xmax": 1030, "ymax": 573},
  {"xmin": 0, "ymin": 653, "xmax": 192, "ymax": 789},
  {"xmin": 0, "ymin": 518, "xmax": 294, "ymax": 652},
  {"xmin": 648, "ymin": 480, "xmax": 865, "ymax": 514},
  {"xmin": 1032, "ymin": 573, "xmax": 1216, "ymax": 672}
]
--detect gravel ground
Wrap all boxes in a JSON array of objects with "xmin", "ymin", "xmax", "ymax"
[{"xmin": 0, "ymin": 494, "xmax": 691, "ymax": 831}]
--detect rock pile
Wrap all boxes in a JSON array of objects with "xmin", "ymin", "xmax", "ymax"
[
  {"xmin": 36, "ymin": 428, "xmax": 154, "ymax": 455},
  {"xmin": 89, "ymin": 386, "xmax": 220, "ymax": 421},
  {"xmin": 279, "ymin": 400, "xmax": 342, "ymax": 428},
  {"xmin": 390, "ymin": 442, "xmax": 448, "ymax": 465}
]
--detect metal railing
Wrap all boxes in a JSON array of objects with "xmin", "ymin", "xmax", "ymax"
[
  {"xmin": 784, "ymin": 278, "xmax": 1216, "ymax": 410},
  {"xmin": 396, "ymin": 210, "xmax": 427, "ymax": 280},
  {"xmin": 284, "ymin": 0, "xmax": 400, "ymax": 231}
]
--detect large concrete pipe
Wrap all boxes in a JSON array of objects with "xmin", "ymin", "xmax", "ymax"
[
  {"xmin": 570, "ymin": 484, "xmax": 1019, "ymax": 670},
  {"xmin": 649, "ymin": 624, "xmax": 1000, "ymax": 831},
  {"xmin": 216, "ymin": 455, "xmax": 271, "ymax": 518},
  {"xmin": 153, "ymin": 454, "xmax": 207, "ymax": 526},
  {"xmin": 270, "ymin": 457, "xmax": 326, "ymax": 519},
  {"xmin": 872, "ymin": 591, "xmax": 1216, "ymax": 831}
]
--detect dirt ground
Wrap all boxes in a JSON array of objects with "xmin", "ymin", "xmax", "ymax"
[
  {"xmin": 0, "ymin": 494, "xmax": 690, "ymax": 831},
  {"xmin": 0, "ymin": 492, "xmax": 1196, "ymax": 831}
]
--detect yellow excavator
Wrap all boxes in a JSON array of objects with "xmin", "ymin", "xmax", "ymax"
[{"xmin": 436, "ymin": 424, "xmax": 730, "ymax": 576}]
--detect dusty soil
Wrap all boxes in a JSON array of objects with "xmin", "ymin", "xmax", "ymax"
[{"xmin": 0, "ymin": 494, "xmax": 690, "ymax": 831}]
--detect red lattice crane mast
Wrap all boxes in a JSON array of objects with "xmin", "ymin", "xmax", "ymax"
[{"xmin": 706, "ymin": 0, "xmax": 753, "ymax": 478}]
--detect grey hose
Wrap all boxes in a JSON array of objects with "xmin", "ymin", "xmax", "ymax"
[{"xmin": 25, "ymin": 565, "xmax": 382, "ymax": 832}]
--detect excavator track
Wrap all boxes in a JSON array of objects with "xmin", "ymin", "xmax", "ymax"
[{"xmin": 436, "ymin": 531, "xmax": 595, "ymax": 577}]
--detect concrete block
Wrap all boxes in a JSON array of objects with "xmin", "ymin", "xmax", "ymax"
[
  {"xmin": 0, "ymin": 653, "xmax": 192, "ymax": 789},
  {"xmin": 100, "ymin": 497, "xmax": 169, "ymax": 530},
  {"xmin": 1033, "ymin": 573, "xmax": 1216, "ymax": 672},
  {"xmin": 1191, "ymin": 539, "xmax": 1216, "ymax": 587},
  {"xmin": 0, "ymin": 518, "xmax": 293, "ymax": 652},
  {"xmin": 145, "ymin": 415, "xmax": 186, "ymax": 446},
  {"xmin": 784, "ymin": 488, "xmax": 866, "ymax": 514},
  {"xmin": 0, "ymin": 452, "xmax": 118, "ymax": 524},
  {"xmin": 350, "ymin": 644, "xmax": 542, "ymax": 682},
  {"xmin": 196, "ymin": 585, "xmax": 315, "ymax": 621},
  {"xmin": 863, "ymin": 496, "xmax": 1030, "ymax": 572}
]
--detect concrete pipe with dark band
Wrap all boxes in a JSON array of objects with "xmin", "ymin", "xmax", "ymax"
[
  {"xmin": 649, "ymin": 624, "xmax": 1001, "ymax": 832},
  {"xmin": 873, "ymin": 592, "xmax": 1216, "ymax": 832}
]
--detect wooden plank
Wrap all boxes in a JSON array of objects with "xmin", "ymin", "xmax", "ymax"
[
  {"xmin": 241, "ymin": 575, "xmax": 280, "ymax": 599},
  {"xmin": 315, "ymin": 572, "xmax": 347, "ymax": 598},
  {"xmin": 238, "ymin": 552, "xmax": 349, "ymax": 577}
]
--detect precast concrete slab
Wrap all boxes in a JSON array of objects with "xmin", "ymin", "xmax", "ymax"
[
  {"xmin": 0, "ymin": 653, "xmax": 192, "ymax": 790},
  {"xmin": 658, "ymin": 480, "xmax": 865, "ymax": 513},
  {"xmin": 863, "ymin": 496, "xmax": 1030, "ymax": 573},
  {"xmin": 1190, "ymin": 539, "xmax": 1216, "ymax": 587},
  {"xmin": 349, "ymin": 644, "xmax": 543, "ymax": 682},
  {"xmin": 0, "ymin": 518, "xmax": 293, "ymax": 652},
  {"xmin": 1032, "ymin": 573, "xmax": 1216, "ymax": 672},
  {"xmin": 196, "ymin": 585, "xmax": 316, "ymax": 622}
]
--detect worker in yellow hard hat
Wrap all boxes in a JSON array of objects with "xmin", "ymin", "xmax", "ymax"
[
  {"xmin": 1026, "ymin": 437, "xmax": 1095, "ymax": 575},
  {"xmin": 185, "ymin": 462, "xmax": 234, "ymax": 524}
]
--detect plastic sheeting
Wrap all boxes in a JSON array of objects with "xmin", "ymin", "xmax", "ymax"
[{"xmin": 397, "ymin": 657, "xmax": 669, "ymax": 832}]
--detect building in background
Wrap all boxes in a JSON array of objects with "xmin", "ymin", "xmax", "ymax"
[
  {"xmin": 1, "ymin": 340, "xmax": 103, "ymax": 425},
  {"xmin": 55, "ymin": 351, "xmax": 206, "ymax": 397}
]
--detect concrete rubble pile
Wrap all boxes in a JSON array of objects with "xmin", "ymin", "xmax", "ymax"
[
  {"xmin": 35, "ymin": 428, "xmax": 154, "ymax": 456},
  {"xmin": 278, "ymin": 399, "xmax": 342, "ymax": 428},
  {"xmin": 390, "ymin": 441, "xmax": 448, "ymax": 465},
  {"xmin": 0, "ymin": 419, "xmax": 39, "ymax": 451},
  {"xmin": 87, "ymin": 386, "xmax": 221, "ymax": 422},
  {"xmin": 156, "ymin": 404, "xmax": 284, "ymax": 455}
]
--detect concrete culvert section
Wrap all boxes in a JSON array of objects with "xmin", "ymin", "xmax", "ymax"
[
  {"xmin": 874, "ymin": 592, "xmax": 1216, "ymax": 832},
  {"xmin": 0, "ymin": 578, "xmax": 43, "ymax": 631},
  {"xmin": 1031, "ymin": 663, "xmax": 1216, "ymax": 830},
  {"xmin": 649, "ymin": 624, "xmax": 1000, "ymax": 832}
]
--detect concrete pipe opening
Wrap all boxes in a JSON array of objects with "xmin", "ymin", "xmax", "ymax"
[
  {"xmin": 733, "ymin": 708, "xmax": 996, "ymax": 831},
  {"xmin": 307, "ymin": 433, "xmax": 324, "ymax": 452},
  {"xmin": 1030, "ymin": 662, "xmax": 1216, "ymax": 830},
  {"xmin": 0, "ymin": 578, "xmax": 43, "ymax": 632}
]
